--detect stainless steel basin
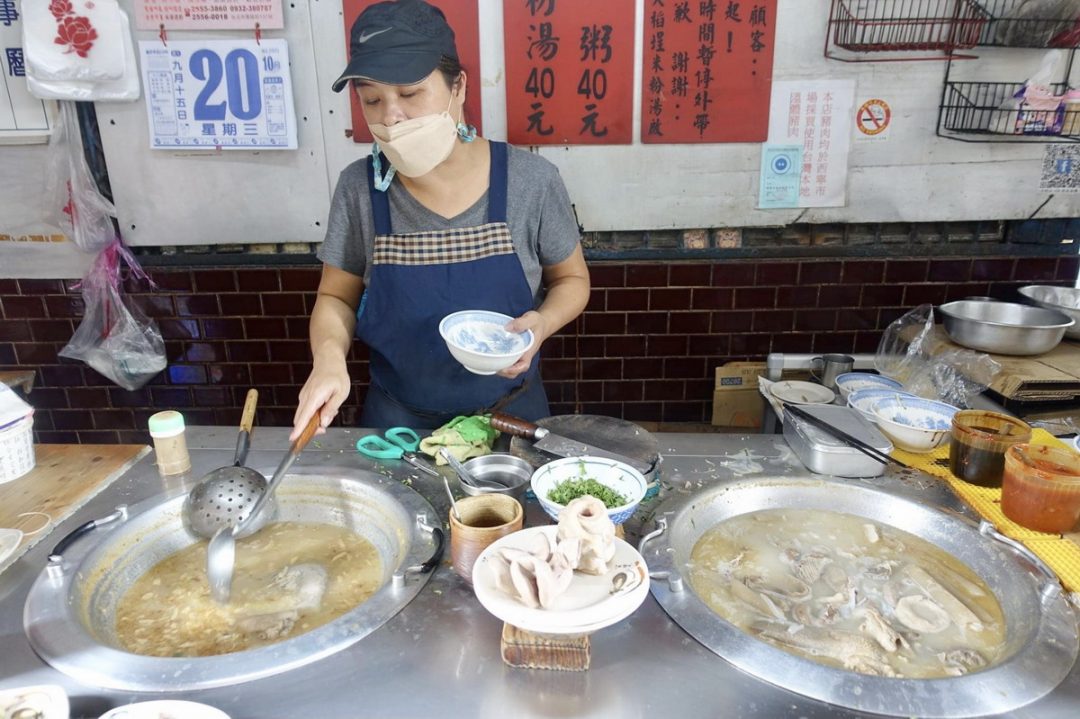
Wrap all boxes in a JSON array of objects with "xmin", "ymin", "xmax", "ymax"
[
  {"xmin": 24, "ymin": 468, "xmax": 442, "ymax": 692},
  {"xmin": 640, "ymin": 475, "xmax": 1079, "ymax": 718},
  {"xmin": 938, "ymin": 300, "xmax": 1074, "ymax": 355}
]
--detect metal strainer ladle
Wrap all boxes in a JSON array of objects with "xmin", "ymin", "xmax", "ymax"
[
  {"xmin": 208, "ymin": 411, "xmax": 322, "ymax": 603},
  {"xmin": 183, "ymin": 389, "xmax": 270, "ymax": 539}
]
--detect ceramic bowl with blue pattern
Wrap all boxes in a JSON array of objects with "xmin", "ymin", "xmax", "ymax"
[
  {"xmin": 872, "ymin": 395, "xmax": 959, "ymax": 453},
  {"xmin": 530, "ymin": 456, "xmax": 647, "ymax": 525},
  {"xmin": 439, "ymin": 310, "xmax": 535, "ymax": 375},
  {"xmin": 846, "ymin": 388, "xmax": 920, "ymax": 424},
  {"xmin": 834, "ymin": 372, "xmax": 904, "ymax": 401}
]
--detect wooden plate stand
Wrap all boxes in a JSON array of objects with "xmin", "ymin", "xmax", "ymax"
[{"xmin": 500, "ymin": 623, "xmax": 590, "ymax": 671}]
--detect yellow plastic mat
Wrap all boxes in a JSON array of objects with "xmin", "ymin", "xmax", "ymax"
[{"xmin": 892, "ymin": 429, "xmax": 1080, "ymax": 593}]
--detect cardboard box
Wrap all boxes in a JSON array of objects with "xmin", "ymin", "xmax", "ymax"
[{"xmin": 711, "ymin": 362, "xmax": 767, "ymax": 428}]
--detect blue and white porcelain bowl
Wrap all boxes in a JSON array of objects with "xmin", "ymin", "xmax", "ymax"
[
  {"xmin": 834, "ymin": 372, "xmax": 904, "ymax": 401},
  {"xmin": 530, "ymin": 456, "xmax": 647, "ymax": 525},
  {"xmin": 872, "ymin": 396, "xmax": 959, "ymax": 453},
  {"xmin": 846, "ymin": 388, "xmax": 920, "ymax": 424},
  {"xmin": 439, "ymin": 310, "xmax": 535, "ymax": 375}
]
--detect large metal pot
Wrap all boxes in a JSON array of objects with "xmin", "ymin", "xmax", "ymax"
[
  {"xmin": 639, "ymin": 475, "xmax": 1078, "ymax": 718},
  {"xmin": 24, "ymin": 468, "xmax": 443, "ymax": 692},
  {"xmin": 938, "ymin": 300, "xmax": 1074, "ymax": 355}
]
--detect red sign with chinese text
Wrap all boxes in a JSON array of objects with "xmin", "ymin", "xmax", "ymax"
[
  {"xmin": 641, "ymin": 0, "xmax": 777, "ymax": 143},
  {"xmin": 342, "ymin": 0, "xmax": 482, "ymax": 144},
  {"xmin": 504, "ymin": 0, "xmax": 634, "ymax": 145}
]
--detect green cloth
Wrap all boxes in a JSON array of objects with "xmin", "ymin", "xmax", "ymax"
[{"xmin": 419, "ymin": 415, "xmax": 500, "ymax": 464}]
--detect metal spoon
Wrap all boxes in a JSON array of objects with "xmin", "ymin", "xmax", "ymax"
[
  {"xmin": 207, "ymin": 411, "xmax": 321, "ymax": 603},
  {"xmin": 439, "ymin": 448, "xmax": 506, "ymax": 490},
  {"xmin": 442, "ymin": 476, "xmax": 462, "ymax": 522}
]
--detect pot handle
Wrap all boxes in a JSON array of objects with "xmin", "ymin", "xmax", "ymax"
[
  {"xmin": 393, "ymin": 517, "xmax": 445, "ymax": 588},
  {"xmin": 637, "ymin": 516, "xmax": 683, "ymax": 593},
  {"xmin": 978, "ymin": 520, "xmax": 1061, "ymax": 602},
  {"xmin": 48, "ymin": 506, "xmax": 129, "ymax": 570}
]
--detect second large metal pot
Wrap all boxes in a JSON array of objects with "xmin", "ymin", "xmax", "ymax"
[
  {"xmin": 938, "ymin": 300, "xmax": 1074, "ymax": 355},
  {"xmin": 640, "ymin": 475, "xmax": 1078, "ymax": 718}
]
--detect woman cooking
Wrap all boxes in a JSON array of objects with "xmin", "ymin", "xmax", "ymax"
[{"xmin": 291, "ymin": 0, "xmax": 590, "ymax": 437}]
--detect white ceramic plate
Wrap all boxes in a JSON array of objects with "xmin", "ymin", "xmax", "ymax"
[
  {"xmin": 472, "ymin": 526, "xmax": 650, "ymax": 635},
  {"xmin": 0, "ymin": 685, "xmax": 68, "ymax": 719},
  {"xmin": 1073, "ymin": 436, "xmax": 1079, "ymax": 453},
  {"xmin": 0, "ymin": 527, "xmax": 22, "ymax": 565},
  {"xmin": 769, "ymin": 380, "xmax": 836, "ymax": 406},
  {"xmin": 99, "ymin": 701, "xmax": 230, "ymax": 719}
]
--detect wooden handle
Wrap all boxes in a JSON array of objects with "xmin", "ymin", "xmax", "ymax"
[
  {"xmin": 291, "ymin": 411, "xmax": 322, "ymax": 454},
  {"xmin": 489, "ymin": 412, "xmax": 540, "ymax": 440},
  {"xmin": 239, "ymin": 389, "xmax": 259, "ymax": 433}
]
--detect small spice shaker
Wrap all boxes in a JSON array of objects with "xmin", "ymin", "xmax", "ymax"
[{"xmin": 148, "ymin": 410, "xmax": 191, "ymax": 476}]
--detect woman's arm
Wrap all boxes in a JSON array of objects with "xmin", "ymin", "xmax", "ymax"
[
  {"xmin": 501, "ymin": 244, "xmax": 590, "ymax": 378},
  {"xmin": 291, "ymin": 264, "xmax": 366, "ymax": 438}
]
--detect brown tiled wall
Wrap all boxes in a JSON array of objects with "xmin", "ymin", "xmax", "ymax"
[{"xmin": 1, "ymin": 255, "xmax": 1076, "ymax": 443}]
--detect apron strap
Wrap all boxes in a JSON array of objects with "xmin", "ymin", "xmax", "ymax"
[
  {"xmin": 367, "ymin": 152, "xmax": 393, "ymax": 236},
  {"xmin": 487, "ymin": 141, "xmax": 508, "ymax": 224}
]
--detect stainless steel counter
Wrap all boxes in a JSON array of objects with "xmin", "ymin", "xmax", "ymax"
[{"xmin": 1, "ymin": 427, "xmax": 1078, "ymax": 719}]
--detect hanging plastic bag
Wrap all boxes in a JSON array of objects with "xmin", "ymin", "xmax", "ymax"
[
  {"xmin": 995, "ymin": 0, "xmax": 1080, "ymax": 47},
  {"xmin": 874, "ymin": 305, "xmax": 1000, "ymax": 408},
  {"xmin": 59, "ymin": 240, "xmax": 166, "ymax": 390},
  {"xmin": 45, "ymin": 101, "xmax": 116, "ymax": 253}
]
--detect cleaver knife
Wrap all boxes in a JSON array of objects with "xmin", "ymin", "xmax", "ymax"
[{"xmin": 490, "ymin": 412, "xmax": 654, "ymax": 475}]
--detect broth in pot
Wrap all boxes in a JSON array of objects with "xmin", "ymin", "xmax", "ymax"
[
  {"xmin": 687, "ymin": 508, "xmax": 1005, "ymax": 679},
  {"xmin": 115, "ymin": 522, "xmax": 382, "ymax": 657}
]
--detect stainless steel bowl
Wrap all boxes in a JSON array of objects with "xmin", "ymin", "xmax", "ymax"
[
  {"xmin": 1018, "ymin": 285, "xmax": 1080, "ymax": 340},
  {"xmin": 938, "ymin": 300, "xmax": 1074, "ymax": 355},
  {"xmin": 459, "ymin": 453, "xmax": 532, "ymax": 502}
]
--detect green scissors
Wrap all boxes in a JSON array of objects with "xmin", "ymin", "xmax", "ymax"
[{"xmin": 356, "ymin": 427, "xmax": 439, "ymax": 478}]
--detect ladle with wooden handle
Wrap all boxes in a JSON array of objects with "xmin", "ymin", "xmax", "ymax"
[{"xmin": 207, "ymin": 411, "xmax": 321, "ymax": 603}]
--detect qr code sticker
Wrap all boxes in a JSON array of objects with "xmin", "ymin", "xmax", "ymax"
[{"xmin": 1039, "ymin": 144, "xmax": 1080, "ymax": 192}]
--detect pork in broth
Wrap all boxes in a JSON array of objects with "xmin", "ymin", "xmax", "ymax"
[
  {"xmin": 115, "ymin": 522, "xmax": 382, "ymax": 657},
  {"xmin": 687, "ymin": 509, "xmax": 1005, "ymax": 679}
]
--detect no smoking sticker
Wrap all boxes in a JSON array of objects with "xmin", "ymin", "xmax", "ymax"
[{"xmin": 856, "ymin": 98, "xmax": 891, "ymax": 141}]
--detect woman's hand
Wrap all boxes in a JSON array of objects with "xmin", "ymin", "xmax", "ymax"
[
  {"xmin": 499, "ymin": 310, "xmax": 549, "ymax": 379},
  {"xmin": 292, "ymin": 357, "xmax": 352, "ymax": 440}
]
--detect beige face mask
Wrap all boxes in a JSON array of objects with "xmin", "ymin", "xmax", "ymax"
[{"xmin": 368, "ymin": 94, "xmax": 458, "ymax": 178}]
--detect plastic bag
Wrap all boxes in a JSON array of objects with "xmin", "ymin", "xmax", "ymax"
[
  {"xmin": 46, "ymin": 101, "xmax": 116, "ymax": 253},
  {"xmin": 874, "ymin": 305, "xmax": 1001, "ymax": 408},
  {"xmin": 59, "ymin": 241, "xmax": 166, "ymax": 390},
  {"xmin": 995, "ymin": 0, "xmax": 1080, "ymax": 47}
]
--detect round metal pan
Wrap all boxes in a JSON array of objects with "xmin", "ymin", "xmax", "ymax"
[
  {"xmin": 24, "ymin": 468, "xmax": 442, "ymax": 692},
  {"xmin": 938, "ymin": 300, "xmax": 1074, "ymax": 355},
  {"xmin": 640, "ymin": 475, "xmax": 1078, "ymax": 718}
]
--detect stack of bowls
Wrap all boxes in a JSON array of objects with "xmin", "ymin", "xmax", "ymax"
[{"xmin": 846, "ymin": 388, "xmax": 920, "ymax": 424}]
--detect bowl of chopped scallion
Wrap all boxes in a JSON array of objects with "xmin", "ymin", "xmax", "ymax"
[{"xmin": 530, "ymin": 456, "xmax": 647, "ymax": 525}]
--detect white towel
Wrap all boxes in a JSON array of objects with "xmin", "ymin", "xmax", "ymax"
[
  {"xmin": 26, "ymin": 9, "xmax": 139, "ymax": 102},
  {"xmin": 22, "ymin": 0, "xmax": 125, "ymax": 82}
]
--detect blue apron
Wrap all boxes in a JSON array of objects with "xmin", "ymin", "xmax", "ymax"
[{"xmin": 356, "ymin": 141, "xmax": 549, "ymax": 429}]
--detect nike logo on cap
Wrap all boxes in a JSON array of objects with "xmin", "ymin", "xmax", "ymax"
[{"xmin": 357, "ymin": 27, "xmax": 393, "ymax": 43}]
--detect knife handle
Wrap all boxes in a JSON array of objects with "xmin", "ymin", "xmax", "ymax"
[{"xmin": 490, "ymin": 412, "xmax": 541, "ymax": 440}]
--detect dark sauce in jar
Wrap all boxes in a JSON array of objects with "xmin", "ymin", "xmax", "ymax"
[{"xmin": 950, "ymin": 426, "xmax": 1010, "ymax": 487}]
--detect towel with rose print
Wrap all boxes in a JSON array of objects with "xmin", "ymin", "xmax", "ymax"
[{"xmin": 22, "ymin": 0, "xmax": 125, "ymax": 82}]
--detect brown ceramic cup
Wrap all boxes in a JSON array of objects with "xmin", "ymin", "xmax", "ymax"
[{"xmin": 448, "ymin": 494, "xmax": 524, "ymax": 583}]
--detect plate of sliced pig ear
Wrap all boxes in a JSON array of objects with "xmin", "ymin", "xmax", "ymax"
[{"xmin": 472, "ymin": 525, "xmax": 650, "ymax": 635}]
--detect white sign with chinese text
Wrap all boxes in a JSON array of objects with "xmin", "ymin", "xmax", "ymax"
[
  {"xmin": 0, "ymin": 6, "xmax": 54, "ymax": 144},
  {"xmin": 767, "ymin": 80, "xmax": 855, "ymax": 208},
  {"xmin": 135, "ymin": 0, "xmax": 284, "ymax": 31},
  {"xmin": 138, "ymin": 39, "xmax": 296, "ymax": 150}
]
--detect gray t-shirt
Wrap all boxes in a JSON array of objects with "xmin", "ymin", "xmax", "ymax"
[{"xmin": 318, "ymin": 144, "xmax": 581, "ymax": 303}]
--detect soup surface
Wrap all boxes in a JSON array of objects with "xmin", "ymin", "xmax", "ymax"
[
  {"xmin": 115, "ymin": 522, "xmax": 382, "ymax": 657},
  {"xmin": 687, "ymin": 508, "xmax": 1005, "ymax": 678}
]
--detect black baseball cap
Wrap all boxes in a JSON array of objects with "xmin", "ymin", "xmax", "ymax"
[{"xmin": 332, "ymin": 0, "xmax": 458, "ymax": 92}]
